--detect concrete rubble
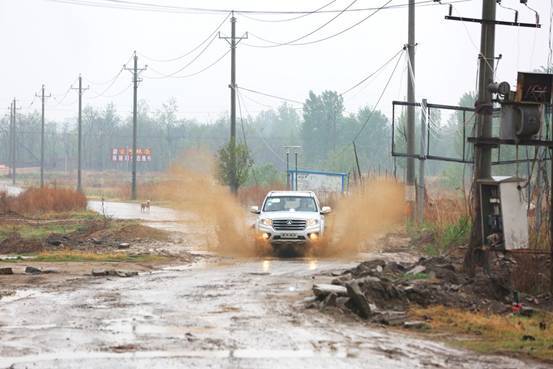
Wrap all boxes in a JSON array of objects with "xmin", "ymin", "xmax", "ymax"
[
  {"xmin": 92, "ymin": 269, "xmax": 139, "ymax": 278},
  {"xmin": 310, "ymin": 255, "xmax": 552, "ymax": 326}
]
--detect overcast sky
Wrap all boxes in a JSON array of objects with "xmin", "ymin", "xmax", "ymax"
[{"xmin": 0, "ymin": 0, "xmax": 551, "ymax": 124}]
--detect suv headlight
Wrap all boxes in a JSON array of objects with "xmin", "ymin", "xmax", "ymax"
[
  {"xmin": 261, "ymin": 218, "xmax": 273, "ymax": 226},
  {"xmin": 307, "ymin": 219, "xmax": 319, "ymax": 227}
]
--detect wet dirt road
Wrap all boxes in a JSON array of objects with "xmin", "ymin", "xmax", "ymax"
[{"xmin": 0, "ymin": 202, "xmax": 549, "ymax": 368}]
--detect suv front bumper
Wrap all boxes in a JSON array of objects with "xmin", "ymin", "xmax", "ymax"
[{"xmin": 256, "ymin": 224, "xmax": 322, "ymax": 244}]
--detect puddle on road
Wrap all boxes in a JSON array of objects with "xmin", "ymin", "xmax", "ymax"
[
  {"xmin": 0, "ymin": 289, "xmax": 39, "ymax": 303},
  {"xmin": 0, "ymin": 348, "xmax": 350, "ymax": 367}
]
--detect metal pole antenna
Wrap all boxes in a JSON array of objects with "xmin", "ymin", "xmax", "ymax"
[
  {"xmin": 406, "ymin": 0, "xmax": 416, "ymax": 219},
  {"xmin": 295, "ymin": 152, "xmax": 298, "ymax": 191},
  {"xmin": 36, "ymin": 84, "xmax": 51, "ymax": 188},
  {"xmin": 124, "ymin": 51, "xmax": 147, "ymax": 200},
  {"xmin": 286, "ymin": 151, "xmax": 290, "ymax": 190}
]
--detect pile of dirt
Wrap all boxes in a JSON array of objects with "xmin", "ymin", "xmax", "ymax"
[
  {"xmin": 311, "ymin": 253, "xmax": 553, "ymax": 324},
  {"xmin": 87, "ymin": 224, "xmax": 169, "ymax": 243},
  {"xmin": 0, "ymin": 221, "xmax": 171, "ymax": 255},
  {"xmin": 0, "ymin": 234, "xmax": 43, "ymax": 254}
]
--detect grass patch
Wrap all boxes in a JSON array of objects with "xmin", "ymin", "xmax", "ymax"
[
  {"xmin": 411, "ymin": 305, "xmax": 553, "ymax": 362},
  {"xmin": 408, "ymin": 215, "xmax": 470, "ymax": 256},
  {"xmin": 403, "ymin": 272, "xmax": 430, "ymax": 281},
  {"xmin": 28, "ymin": 250, "xmax": 168, "ymax": 263},
  {"xmin": 0, "ymin": 223, "xmax": 83, "ymax": 241}
]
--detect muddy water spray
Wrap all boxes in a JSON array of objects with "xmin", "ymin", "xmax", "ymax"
[
  {"xmin": 320, "ymin": 178, "xmax": 406, "ymax": 256},
  {"xmin": 152, "ymin": 153, "xmax": 256, "ymax": 257}
]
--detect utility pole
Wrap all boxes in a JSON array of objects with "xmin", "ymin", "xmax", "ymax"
[
  {"xmin": 466, "ymin": 1, "xmax": 497, "ymax": 271},
  {"xmin": 8, "ymin": 102, "xmax": 13, "ymax": 184},
  {"xmin": 406, "ymin": 0, "xmax": 416, "ymax": 220},
  {"xmin": 71, "ymin": 75, "xmax": 89, "ymax": 193},
  {"xmin": 444, "ymin": 0, "xmax": 499, "ymax": 273},
  {"xmin": 220, "ymin": 12, "xmax": 248, "ymax": 194},
  {"xmin": 283, "ymin": 145, "xmax": 301, "ymax": 190},
  {"xmin": 124, "ymin": 51, "xmax": 147, "ymax": 200},
  {"xmin": 36, "ymin": 84, "xmax": 51, "ymax": 188},
  {"xmin": 417, "ymin": 99, "xmax": 427, "ymax": 223},
  {"xmin": 10, "ymin": 99, "xmax": 18, "ymax": 185}
]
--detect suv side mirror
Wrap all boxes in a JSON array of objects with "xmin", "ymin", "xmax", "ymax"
[
  {"xmin": 250, "ymin": 206, "xmax": 261, "ymax": 214},
  {"xmin": 320, "ymin": 206, "xmax": 332, "ymax": 215}
]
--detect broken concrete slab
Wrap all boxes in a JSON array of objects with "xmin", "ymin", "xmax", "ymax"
[
  {"xmin": 92, "ymin": 269, "xmax": 109, "ymax": 276},
  {"xmin": 0, "ymin": 267, "xmax": 14, "ymax": 275},
  {"xmin": 323, "ymin": 292, "xmax": 338, "ymax": 307},
  {"xmin": 346, "ymin": 281, "xmax": 373, "ymax": 319},
  {"xmin": 92, "ymin": 269, "xmax": 138, "ymax": 277},
  {"xmin": 374, "ymin": 311, "xmax": 408, "ymax": 326},
  {"xmin": 403, "ymin": 321, "xmax": 430, "ymax": 330},
  {"xmin": 406, "ymin": 265, "xmax": 426, "ymax": 276},
  {"xmin": 313, "ymin": 283, "xmax": 348, "ymax": 298},
  {"xmin": 25, "ymin": 266, "xmax": 42, "ymax": 274}
]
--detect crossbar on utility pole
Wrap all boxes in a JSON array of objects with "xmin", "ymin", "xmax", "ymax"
[
  {"xmin": 219, "ymin": 11, "xmax": 248, "ymax": 194},
  {"xmin": 406, "ymin": 0, "xmax": 416, "ymax": 220},
  {"xmin": 124, "ymin": 51, "xmax": 147, "ymax": 201},
  {"xmin": 36, "ymin": 84, "xmax": 51, "ymax": 188},
  {"xmin": 71, "ymin": 75, "xmax": 89, "ymax": 193}
]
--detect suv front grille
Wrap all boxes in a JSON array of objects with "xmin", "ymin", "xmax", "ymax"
[{"xmin": 273, "ymin": 219, "xmax": 306, "ymax": 231}]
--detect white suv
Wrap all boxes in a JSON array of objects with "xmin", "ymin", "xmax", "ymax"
[{"xmin": 250, "ymin": 191, "xmax": 331, "ymax": 249}]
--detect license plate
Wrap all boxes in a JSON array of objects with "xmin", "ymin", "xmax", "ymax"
[{"xmin": 281, "ymin": 233, "xmax": 298, "ymax": 239}]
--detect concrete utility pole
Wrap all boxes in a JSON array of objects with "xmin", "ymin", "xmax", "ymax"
[
  {"xmin": 220, "ymin": 12, "xmax": 248, "ymax": 194},
  {"xmin": 406, "ymin": 0, "xmax": 416, "ymax": 220},
  {"xmin": 467, "ymin": 1, "xmax": 496, "ymax": 269},
  {"xmin": 124, "ymin": 51, "xmax": 147, "ymax": 200},
  {"xmin": 417, "ymin": 99, "xmax": 427, "ymax": 223},
  {"xmin": 10, "ymin": 99, "xmax": 17, "ymax": 185},
  {"xmin": 72, "ymin": 76, "xmax": 88, "ymax": 193},
  {"xmin": 36, "ymin": 84, "xmax": 51, "ymax": 188}
]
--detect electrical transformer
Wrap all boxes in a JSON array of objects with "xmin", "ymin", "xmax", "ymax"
[
  {"xmin": 499, "ymin": 103, "xmax": 544, "ymax": 140},
  {"xmin": 478, "ymin": 176, "xmax": 529, "ymax": 250}
]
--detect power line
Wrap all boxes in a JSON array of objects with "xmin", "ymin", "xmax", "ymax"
[
  {"xmin": 353, "ymin": 46, "xmax": 403, "ymax": 142},
  {"xmin": 236, "ymin": 89, "xmax": 287, "ymax": 164},
  {"xmin": 238, "ymin": 0, "xmax": 337, "ymax": 23},
  {"xmin": 145, "ymin": 49, "xmax": 230, "ymax": 80},
  {"xmin": 245, "ymin": 0, "xmax": 393, "ymax": 48},
  {"xmin": 245, "ymin": 0, "xmax": 359, "ymax": 48},
  {"xmin": 48, "ymin": 0, "xmax": 471, "ymax": 16},
  {"xmin": 82, "ymin": 54, "xmax": 133, "ymax": 85},
  {"xmin": 88, "ymin": 68, "xmax": 124, "ymax": 98},
  {"xmin": 138, "ymin": 12, "xmax": 230, "ymax": 62},
  {"xmin": 340, "ymin": 47, "xmax": 405, "ymax": 96},
  {"xmin": 237, "ymin": 86, "xmax": 303, "ymax": 105},
  {"xmin": 145, "ymin": 35, "xmax": 220, "ymax": 79}
]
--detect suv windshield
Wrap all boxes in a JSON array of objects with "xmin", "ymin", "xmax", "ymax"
[{"xmin": 263, "ymin": 196, "xmax": 317, "ymax": 212}]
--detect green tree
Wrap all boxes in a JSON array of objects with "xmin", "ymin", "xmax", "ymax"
[
  {"xmin": 216, "ymin": 142, "xmax": 254, "ymax": 191},
  {"xmin": 301, "ymin": 90, "xmax": 344, "ymax": 164}
]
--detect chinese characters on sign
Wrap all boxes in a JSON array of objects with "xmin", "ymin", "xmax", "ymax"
[{"xmin": 111, "ymin": 148, "xmax": 152, "ymax": 162}]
